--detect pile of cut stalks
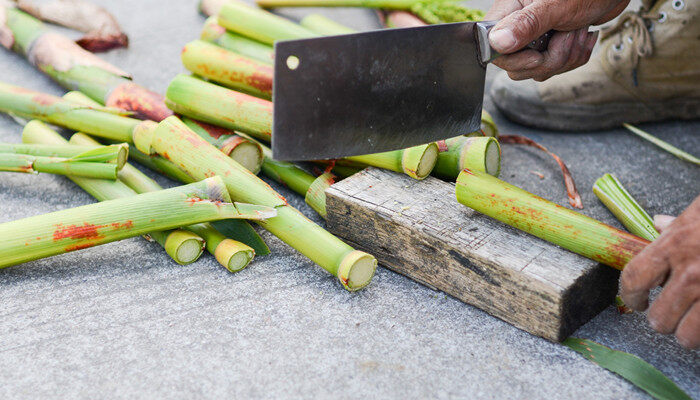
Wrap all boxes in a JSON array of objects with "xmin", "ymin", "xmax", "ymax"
[{"xmin": 0, "ymin": 1, "xmax": 695, "ymax": 398}]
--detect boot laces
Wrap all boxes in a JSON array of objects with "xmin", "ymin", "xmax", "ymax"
[{"xmin": 600, "ymin": 8, "xmax": 659, "ymax": 67}]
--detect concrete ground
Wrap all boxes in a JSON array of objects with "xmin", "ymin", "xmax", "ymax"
[{"xmin": 0, "ymin": 0, "xmax": 697, "ymax": 398}]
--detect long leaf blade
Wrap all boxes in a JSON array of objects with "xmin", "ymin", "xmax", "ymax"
[{"xmin": 564, "ymin": 338, "xmax": 692, "ymax": 400}]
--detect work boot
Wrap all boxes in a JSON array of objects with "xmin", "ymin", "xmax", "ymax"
[{"xmin": 490, "ymin": 0, "xmax": 700, "ymax": 131}]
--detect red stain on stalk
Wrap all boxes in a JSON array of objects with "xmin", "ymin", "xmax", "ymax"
[
  {"xmin": 32, "ymin": 94, "xmax": 58, "ymax": 106},
  {"xmin": 53, "ymin": 223, "xmax": 106, "ymax": 241},
  {"xmin": 76, "ymin": 33, "xmax": 129, "ymax": 53},
  {"xmin": 106, "ymin": 83, "xmax": 173, "ymax": 122}
]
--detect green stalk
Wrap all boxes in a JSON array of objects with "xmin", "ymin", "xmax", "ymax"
[
  {"xmin": 564, "ymin": 338, "xmax": 692, "ymax": 400},
  {"xmin": 593, "ymin": 174, "xmax": 659, "ymax": 241},
  {"xmin": 181, "ymin": 117, "xmax": 264, "ymax": 174},
  {"xmin": 218, "ymin": 0, "xmax": 318, "ymax": 45},
  {"xmin": 623, "ymin": 123, "xmax": 700, "ymax": 165},
  {"xmin": 0, "ymin": 176, "xmax": 274, "ymax": 269},
  {"xmin": 300, "ymin": 14, "xmax": 356, "ymax": 35},
  {"xmin": 200, "ymin": 0, "xmax": 231, "ymax": 16},
  {"xmin": 165, "ymin": 74, "xmax": 272, "ymax": 142},
  {"xmin": 70, "ymin": 132, "xmax": 257, "ymax": 271},
  {"xmin": 182, "ymin": 40, "xmax": 273, "ymax": 99},
  {"xmin": 0, "ymin": 153, "xmax": 120, "ymax": 179},
  {"xmin": 258, "ymin": 142, "xmax": 335, "ymax": 217},
  {"xmin": 21, "ymin": 121, "xmax": 205, "ymax": 265},
  {"xmin": 433, "ymin": 136, "xmax": 501, "ymax": 180},
  {"xmin": 456, "ymin": 169, "xmax": 649, "ymax": 270},
  {"xmin": 0, "ymin": 142, "xmax": 128, "ymax": 168},
  {"xmin": 255, "ymin": 0, "xmax": 484, "ymax": 23},
  {"xmin": 145, "ymin": 116, "xmax": 376, "ymax": 291},
  {"xmin": 0, "ymin": 81, "xmax": 144, "ymax": 143},
  {"xmin": 1, "ymin": 7, "xmax": 171, "ymax": 121},
  {"xmin": 187, "ymin": 223, "xmax": 255, "ymax": 272},
  {"xmin": 336, "ymin": 143, "xmax": 439, "ymax": 180},
  {"xmin": 201, "ymin": 17, "xmax": 274, "ymax": 64}
]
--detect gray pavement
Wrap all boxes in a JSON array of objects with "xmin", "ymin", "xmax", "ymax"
[{"xmin": 0, "ymin": 1, "xmax": 698, "ymax": 399}]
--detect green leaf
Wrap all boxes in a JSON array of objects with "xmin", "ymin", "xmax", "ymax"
[
  {"xmin": 211, "ymin": 219, "xmax": 271, "ymax": 256},
  {"xmin": 564, "ymin": 338, "xmax": 692, "ymax": 400},
  {"xmin": 623, "ymin": 123, "xmax": 700, "ymax": 166}
]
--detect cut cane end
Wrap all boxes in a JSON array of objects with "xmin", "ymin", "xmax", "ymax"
[
  {"xmin": 337, "ymin": 250, "xmax": 377, "ymax": 291},
  {"xmin": 166, "ymin": 230, "xmax": 206, "ymax": 265},
  {"xmin": 215, "ymin": 239, "xmax": 255, "ymax": 272}
]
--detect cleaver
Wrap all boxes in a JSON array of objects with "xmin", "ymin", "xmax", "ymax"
[{"xmin": 272, "ymin": 21, "xmax": 552, "ymax": 161}]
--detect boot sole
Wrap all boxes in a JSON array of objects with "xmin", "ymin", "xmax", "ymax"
[{"xmin": 494, "ymin": 97, "xmax": 700, "ymax": 132}]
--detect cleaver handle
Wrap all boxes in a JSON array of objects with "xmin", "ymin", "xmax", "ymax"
[{"xmin": 476, "ymin": 21, "xmax": 555, "ymax": 65}]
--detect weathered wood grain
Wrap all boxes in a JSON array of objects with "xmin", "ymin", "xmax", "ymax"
[{"xmin": 325, "ymin": 168, "xmax": 619, "ymax": 341}]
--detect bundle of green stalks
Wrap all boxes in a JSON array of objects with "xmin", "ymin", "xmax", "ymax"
[
  {"xmin": 0, "ymin": 143, "xmax": 125, "ymax": 179},
  {"xmin": 0, "ymin": 175, "xmax": 275, "ymax": 269},
  {"xmin": 70, "ymin": 132, "xmax": 257, "ymax": 272},
  {"xmin": 254, "ymin": 0, "xmax": 484, "ymax": 24},
  {"xmin": 58, "ymin": 90, "xmax": 271, "ymax": 256},
  {"xmin": 456, "ymin": 169, "xmax": 649, "ymax": 270},
  {"xmin": 0, "ymin": 6, "xmax": 170, "ymax": 121},
  {"xmin": 21, "ymin": 120, "xmax": 205, "ymax": 265},
  {"xmin": 138, "ymin": 116, "xmax": 377, "ymax": 291}
]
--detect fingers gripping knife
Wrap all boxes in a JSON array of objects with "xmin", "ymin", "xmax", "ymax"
[{"xmin": 272, "ymin": 21, "xmax": 552, "ymax": 161}]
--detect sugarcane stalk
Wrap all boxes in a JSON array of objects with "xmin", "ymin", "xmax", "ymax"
[
  {"xmin": 186, "ymin": 223, "xmax": 255, "ymax": 272},
  {"xmin": 300, "ymin": 13, "xmax": 356, "ymax": 35},
  {"xmin": 0, "ymin": 81, "xmax": 145, "ymax": 143},
  {"xmin": 70, "ymin": 132, "xmax": 257, "ymax": 271},
  {"xmin": 21, "ymin": 120, "xmax": 206, "ymax": 265},
  {"xmin": 383, "ymin": 10, "xmax": 425, "ymax": 27},
  {"xmin": 217, "ymin": 0, "xmax": 318, "ymax": 45},
  {"xmin": 182, "ymin": 40, "xmax": 273, "ymax": 99},
  {"xmin": 144, "ymin": 116, "xmax": 376, "ymax": 290},
  {"xmin": 432, "ymin": 136, "xmax": 500, "ymax": 180},
  {"xmin": 165, "ymin": 74, "xmax": 272, "ymax": 142},
  {"xmin": 181, "ymin": 117, "xmax": 264, "ymax": 174},
  {"xmin": 199, "ymin": 0, "xmax": 231, "ymax": 16},
  {"xmin": 256, "ymin": 0, "xmax": 484, "ymax": 23},
  {"xmin": 258, "ymin": 142, "xmax": 336, "ymax": 217},
  {"xmin": 342, "ymin": 143, "xmax": 439, "ymax": 180},
  {"xmin": 0, "ymin": 142, "xmax": 128, "ymax": 168},
  {"xmin": 456, "ymin": 169, "xmax": 649, "ymax": 270},
  {"xmin": 593, "ymin": 174, "xmax": 659, "ymax": 241},
  {"xmin": 0, "ymin": 176, "xmax": 274, "ymax": 269},
  {"xmin": 14, "ymin": 0, "xmax": 129, "ymax": 52},
  {"xmin": 201, "ymin": 17, "xmax": 274, "ymax": 64},
  {"xmin": 0, "ymin": 152, "xmax": 120, "ymax": 179}
]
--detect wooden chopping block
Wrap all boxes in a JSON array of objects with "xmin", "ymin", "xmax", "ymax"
[{"xmin": 325, "ymin": 168, "xmax": 619, "ymax": 341}]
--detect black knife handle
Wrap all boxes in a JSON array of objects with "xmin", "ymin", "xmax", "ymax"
[{"xmin": 476, "ymin": 21, "xmax": 555, "ymax": 64}]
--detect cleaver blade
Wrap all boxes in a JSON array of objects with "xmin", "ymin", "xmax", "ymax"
[{"xmin": 272, "ymin": 22, "xmax": 488, "ymax": 161}]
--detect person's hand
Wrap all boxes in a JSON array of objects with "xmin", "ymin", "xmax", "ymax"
[
  {"xmin": 484, "ymin": 0, "xmax": 631, "ymax": 81},
  {"xmin": 621, "ymin": 195, "xmax": 700, "ymax": 349}
]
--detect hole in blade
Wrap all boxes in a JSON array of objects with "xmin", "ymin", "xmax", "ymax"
[{"xmin": 286, "ymin": 55, "xmax": 300, "ymax": 70}]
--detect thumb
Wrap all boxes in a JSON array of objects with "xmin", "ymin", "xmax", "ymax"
[
  {"xmin": 489, "ymin": 2, "xmax": 557, "ymax": 54},
  {"xmin": 653, "ymin": 215, "xmax": 676, "ymax": 233}
]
